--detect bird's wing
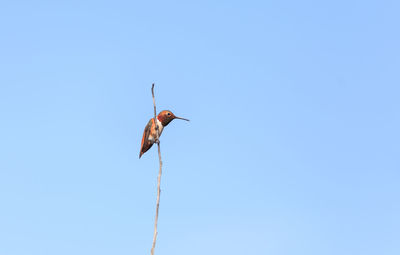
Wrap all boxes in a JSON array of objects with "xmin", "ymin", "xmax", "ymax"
[{"xmin": 139, "ymin": 118, "xmax": 154, "ymax": 158}]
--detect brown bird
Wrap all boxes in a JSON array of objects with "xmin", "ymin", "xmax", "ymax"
[{"xmin": 139, "ymin": 110, "xmax": 189, "ymax": 158}]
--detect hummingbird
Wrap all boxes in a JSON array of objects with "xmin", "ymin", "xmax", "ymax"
[{"xmin": 139, "ymin": 110, "xmax": 189, "ymax": 158}]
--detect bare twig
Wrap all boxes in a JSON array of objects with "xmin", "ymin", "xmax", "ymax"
[{"xmin": 151, "ymin": 83, "xmax": 163, "ymax": 255}]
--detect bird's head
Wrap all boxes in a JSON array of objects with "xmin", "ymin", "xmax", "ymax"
[{"xmin": 157, "ymin": 110, "xmax": 189, "ymax": 126}]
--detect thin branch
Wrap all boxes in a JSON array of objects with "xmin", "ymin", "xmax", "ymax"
[{"xmin": 151, "ymin": 83, "xmax": 163, "ymax": 255}]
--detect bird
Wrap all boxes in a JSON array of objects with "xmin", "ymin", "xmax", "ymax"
[{"xmin": 139, "ymin": 110, "xmax": 189, "ymax": 158}]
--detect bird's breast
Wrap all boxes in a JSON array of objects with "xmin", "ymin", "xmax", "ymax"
[{"xmin": 149, "ymin": 119, "xmax": 164, "ymax": 142}]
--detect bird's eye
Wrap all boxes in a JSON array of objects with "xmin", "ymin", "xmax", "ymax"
[{"xmin": 167, "ymin": 113, "xmax": 171, "ymax": 116}]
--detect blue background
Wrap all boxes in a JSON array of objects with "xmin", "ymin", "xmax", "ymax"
[{"xmin": 0, "ymin": 1, "xmax": 399, "ymax": 254}]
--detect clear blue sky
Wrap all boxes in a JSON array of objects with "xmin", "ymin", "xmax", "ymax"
[{"xmin": 0, "ymin": 1, "xmax": 399, "ymax": 254}]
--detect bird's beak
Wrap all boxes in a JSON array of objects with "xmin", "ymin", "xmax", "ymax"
[{"xmin": 175, "ymin": 116, "xmax": 190, "ymax": 121}]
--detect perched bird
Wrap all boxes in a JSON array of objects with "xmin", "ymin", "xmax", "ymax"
[{"xmin": 139, "ymin": 110, "xmax": 189, "ymax": 158}]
